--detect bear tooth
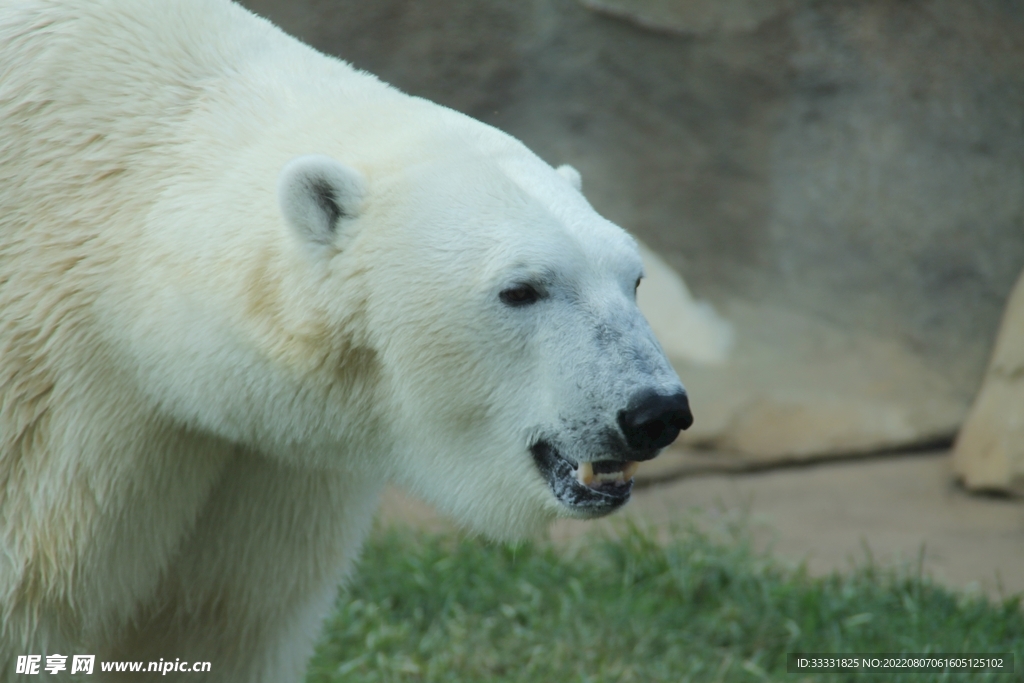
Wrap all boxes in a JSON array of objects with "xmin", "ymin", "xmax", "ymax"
[
  {"xmin": 622, "ymin": 461, "xmax": 639, "ymax": 480},
  {"xmin": 576, "ymin": 461, "xmax": 594, "ymax": 486}
]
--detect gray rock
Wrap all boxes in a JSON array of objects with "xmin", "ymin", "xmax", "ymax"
[
  {"xmin": 635, "ymin": 240, "xmax": 733, "ymax": 366},
  {"xmin": 953, "ymin": 271, "xmax": 1024, "ymax": 496},
  {"xmin": 579, "ymin": 0, "xmax": 792, "ymax": 36},
  {"xmin": 678, "ymin": 301, "xmax": 966, "ymax": 459}
]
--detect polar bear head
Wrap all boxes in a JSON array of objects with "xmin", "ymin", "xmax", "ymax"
[{"xmin": 273, "ymin": 128, "xmax": 690, "ymax": 540}]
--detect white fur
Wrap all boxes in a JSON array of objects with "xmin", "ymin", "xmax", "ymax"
[
  {"xmin": 555, "ymin": 164, "xmax": 732, "ymax": 364},
  {"xmin": 0, "ymin": 1, "xmax": 685, "ymax": 681},
  {"xmin": 278, "ymin": 154, "xmax": 366, "ymax": 253},
  {"xmin": 556, "ymin": 163, "xmax": 583, "ymax": 191}
]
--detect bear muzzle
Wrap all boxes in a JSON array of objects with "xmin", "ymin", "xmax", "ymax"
[{"xmin": 530, "ymin": 389, "xmax": 692, "ymax": 516}]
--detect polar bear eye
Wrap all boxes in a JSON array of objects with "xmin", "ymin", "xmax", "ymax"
[
  {"xmin": 635, "ymin": 276, "xmax": 642, "ymax": 293},
  {"xmin": 500, "ymin": 284, "xmax": 541, "ymax": 307}
]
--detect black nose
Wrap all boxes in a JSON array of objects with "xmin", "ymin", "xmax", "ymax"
[{"xmin": 617, "ymin": 390, "xmax": 693, "ymax": 452}]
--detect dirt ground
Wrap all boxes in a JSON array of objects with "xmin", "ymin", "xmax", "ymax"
[{"xmin": 377, "ymin": 451, "xmax": 1024, "ymax": 598}]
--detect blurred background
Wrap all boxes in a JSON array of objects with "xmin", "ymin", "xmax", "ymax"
[{"xmin": 238, "ymin": 0, "xmax": 1024, "ymax": 594}]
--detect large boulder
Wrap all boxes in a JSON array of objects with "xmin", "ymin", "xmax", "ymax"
[
  {"xmin": 953, "ymin": 271, "xmax": 1024, "ymax": 496},
  {"xmin": 240, "ymin": 0, "xmax": 1024, "ymax": 463}
]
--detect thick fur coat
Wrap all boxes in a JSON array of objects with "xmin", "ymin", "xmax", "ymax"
[{"xmin": 0, "ymin": 1, "xmax": 687, "ymax": 680}]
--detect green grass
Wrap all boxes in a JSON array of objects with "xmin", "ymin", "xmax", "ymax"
[{"xmin": 305, "ymin": 517, "xmax": 1023, "ymax": 682}]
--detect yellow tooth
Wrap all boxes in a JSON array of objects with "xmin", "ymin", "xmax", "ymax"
[
  {"xmin": 577, "ymin": 461, "xmax": 594, "ymax": 486},
  {"xmin": 622, "ymin": 461, "xmax": 639, "ymax": 480}
]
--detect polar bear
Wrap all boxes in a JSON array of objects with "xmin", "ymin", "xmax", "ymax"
[{"xmin": 0, "ymin": 1, "xmax": 691, "ymax": 681}]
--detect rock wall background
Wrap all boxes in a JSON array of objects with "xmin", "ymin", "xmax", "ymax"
[
  {"xmin": 239, "ymin": 0, "xmax": 1024, "ymax": 463},
  {"xmin": 953, "ymin": 270, "xmax": 1024, "ymax": 495}
]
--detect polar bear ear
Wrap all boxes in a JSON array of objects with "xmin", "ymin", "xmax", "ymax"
[
  {"xmin": 556, "ymin": 164, "xmax": 582, "ymax": 192},
  {"xmin": 278, "ymin": 154, "xmax": 366, "ymax": 251}
]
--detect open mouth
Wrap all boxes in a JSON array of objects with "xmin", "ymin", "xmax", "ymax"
[{"xmin": 530, "ymin": 440, "xmax": 637, "ymax": 517}]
